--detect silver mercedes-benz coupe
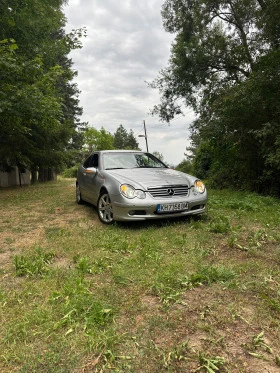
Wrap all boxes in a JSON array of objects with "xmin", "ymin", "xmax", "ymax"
[{"xmin": 76, "ymin": 150, "xmax": 207, "ymax": 224}]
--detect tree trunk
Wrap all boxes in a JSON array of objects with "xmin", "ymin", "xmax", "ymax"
[{"xmin": 31, "ymin": 167, "xmax": 38, "ymax": 184}]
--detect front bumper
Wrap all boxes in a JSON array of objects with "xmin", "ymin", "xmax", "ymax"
[{"xmin": 111, "ymin": 194, "xmax": 207, "ymax": 221}]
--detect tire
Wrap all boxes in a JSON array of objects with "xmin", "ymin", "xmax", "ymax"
[
  {"xmin": 76, "ymin": 182, "xmax": 84, "ymax": 204},
  {"xmin": 97, "ymin": 191, "xmax": 114, "ymax": 224}
]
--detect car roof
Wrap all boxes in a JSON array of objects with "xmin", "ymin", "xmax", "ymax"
[{"xmin": 97, "ymin": 150, "xmax": 145, "ymax": 154}]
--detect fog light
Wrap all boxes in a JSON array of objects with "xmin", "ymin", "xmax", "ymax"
[{"xmin": 129, "ymin": 210, "xmax": 135, "ymax": 215}]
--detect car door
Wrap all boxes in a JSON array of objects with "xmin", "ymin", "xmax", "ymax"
[{"xmin": 82, "ymin": 153, "xmax": 100, "ymax": 204}]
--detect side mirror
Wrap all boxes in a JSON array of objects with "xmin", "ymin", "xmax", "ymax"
[{"xmin": 85, "ymin": 167, "xmax": 97, "ymax": 175}]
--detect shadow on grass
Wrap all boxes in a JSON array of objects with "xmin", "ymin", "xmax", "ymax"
[{"xmin": 116, "ymin": 214, "xmax": 208, "ymax": 231}]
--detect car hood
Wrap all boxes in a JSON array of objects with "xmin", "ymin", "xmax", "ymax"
[{"xmin": 106, "ymin": 168, "xmax": 195, "ymax": 189}]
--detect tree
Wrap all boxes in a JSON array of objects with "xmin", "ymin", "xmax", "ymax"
[
  {"xmin": 0, "ymin": 40, "xmax": 64, "ymax": 170},
  {"xmin": 152, "ymin": 0, "xmax": 280, "ymax": 119},
  {"xmin": 113, "ymin": 125, "xmax": 139, "ymax": 150},
  {"xmin": 194, "ymin": 50, "xmax": 280, "ymax": 192},
  {"xmin": 127, "ymin": 129, "xmax": 140, "ymax": 150},
  {"xmin": 83, "ymin": 127, "xmax": 114, "ymax": 154},
  {"xmin": 152, "ymin": 0, "xmax": 280, "ymax": 194},
  {"xmin": 0, "ymin": 0, "xmax": 86, "ymax": 181},
  {"xmin": 152, "ymin": 151, "xmax": 165, "ymax": 162},
  {"xmin": 175, "ymin": 159, "xmax": 193, "ymax": 174}
]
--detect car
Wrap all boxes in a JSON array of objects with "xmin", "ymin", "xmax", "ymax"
[{"xmin": 76, "ymin": 150, "xmax": 207, "ymax": 224}]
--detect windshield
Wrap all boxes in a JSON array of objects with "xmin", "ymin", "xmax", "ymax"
[{"xmin": 103, "ymin": 152, "xmax": 167, "ymax": 170}]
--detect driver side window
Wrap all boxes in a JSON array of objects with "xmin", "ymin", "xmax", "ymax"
[{"xmin": 83, "ymin": 154, "xmax": 99, "ymax": 168}]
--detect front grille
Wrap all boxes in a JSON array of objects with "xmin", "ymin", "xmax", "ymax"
[{"xmin": 148, "ymin": 185, "xmax": 189, "ymax": 198}]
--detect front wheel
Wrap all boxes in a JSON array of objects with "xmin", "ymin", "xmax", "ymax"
[{"xmin": 97, "ymin": 191, "xmax": 114, "ymax": 224}]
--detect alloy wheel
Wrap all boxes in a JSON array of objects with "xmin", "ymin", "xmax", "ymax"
[{"xmin": 98, "ymin": 192, "xmax": 114, "ymax": 224}]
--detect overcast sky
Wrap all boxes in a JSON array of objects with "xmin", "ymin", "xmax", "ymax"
[{"xmin": 63, "ymin": 0, "xmax": 195, "ymax": 165}]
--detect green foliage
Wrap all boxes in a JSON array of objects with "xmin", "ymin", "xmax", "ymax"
[
  {"xmin": 83, "ymin": 126, "xmax": 114, "ymax": 153},
  {"xmin": 78, "ymin": 124, "xmax": 140, "ymax": 162},
  {"xmin": 73, "ymin": 255, "xmax": 111, "ymax": 275},
  {"xmin": 187, "ymin": 265, "xmax": 235, "ymax": 286},
  {"xmin": 197, "ymin": 353, "xmax": 225, "ymax": 372},
  {"xmin": 208, "ymin": 216, "xmax": 231, "ymax": 234},
  {"xmin": 14, "ymin": 247, "xmax": 55, "ymax": 276},
  {"xmin": 192, "ymin": 50, "xmax": 280, "ymax": 193},
  {"xmin": 162, "ymin": 340, "xmax": 191, "ymax": 367},
  {"xmin": 153, "ymin": 264, "xmax": 235, "ymax": 305},
  {"xmin": 261, "ymin": 293, "xmax": 280, "ymax": 313},
  {"xmin": 175, "ymin": 158, "xmax": 193, "ymax": 174},
  {"xmin": 152, "ymin": 0, "xmax": 280, "ymax": 195},
  {"xmin": 0, "ymin": 0, "xmax": 86, "ymax": 177},
  {"xmin": 62, "ymin": 165, "xmax": 78, "ymax": 178},
  {"xmin": 251, "ymin": 331, "xmax": 272, "ymax": 354},
  {"xmin": 152, "ymin": 151, "xmax": 165, "ymax": 163},
  {"xmin": 50, "ymin": 277, "xmax": 114, "ymax": 331},
  {"xmin": 113, "ymin": 124, "xmax": 139, "ymax": 150},
  {"xmin": 243, "ymin": 331, "xmax": 273, "ymax": 360}
]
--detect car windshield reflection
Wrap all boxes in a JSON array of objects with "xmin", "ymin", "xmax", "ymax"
[{"xmin": 103, "ymin": 152, "xmax": 167, "ymax": 170}]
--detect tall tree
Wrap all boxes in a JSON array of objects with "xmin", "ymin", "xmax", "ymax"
[
  {"xmin": 152, "ymin": 151, "xmax": 165, "ymax": 162},
  {"xmin": 113, "ymin": 125, "xmax": 139, "ymax": 150},
  {"xmin": 0, "ymin": 0, "xmax": 86, "ymax": 181},
  {"xmin": 152, "ymin": 0, "xmax": 279, "ymax": 119},
  {"xmin": 83, "ymin": 127, "xmax": 114, "ymax": 154},
  {"xmin": 152, "ymin": 0, "xmax": 280, "ymax": 194}
]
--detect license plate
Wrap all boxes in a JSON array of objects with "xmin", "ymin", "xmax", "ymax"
[{"xmin": 157, "ymin": 202, "xmax": 188, "ymax": 213}]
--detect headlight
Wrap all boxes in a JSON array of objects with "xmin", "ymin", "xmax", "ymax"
[
  {"xmin": 193, "ymin": 180, "xmax": 206, "ymax": 194},
  {"xmin": 120, "ymin": 184, "xmax": 146, "ymax": 199}
]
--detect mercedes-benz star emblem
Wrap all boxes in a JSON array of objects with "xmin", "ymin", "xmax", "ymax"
[{"xmin": 167, "ymin": 188, "xmax": 175, "ymax": 196}]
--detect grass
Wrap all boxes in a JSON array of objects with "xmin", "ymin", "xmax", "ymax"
[{"xmin": 0, "ymin": 179, "xmax": 280, "ymax": 372}]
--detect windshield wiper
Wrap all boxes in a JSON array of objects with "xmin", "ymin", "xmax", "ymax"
[{"xmin": 134, "ymin": 166, "xmax": 165, "ymax": 168}]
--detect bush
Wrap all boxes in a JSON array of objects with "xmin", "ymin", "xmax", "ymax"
[
  {"xmin": 62, "ymin": 165, "xmax": 78, "ymax": 178},
  {"xmin": 175, "ymin": 159, "xmax": 193, "ymax": 174}
]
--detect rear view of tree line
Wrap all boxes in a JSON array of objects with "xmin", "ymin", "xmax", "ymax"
[
  {"xmin": 153, "ymin": 0, "xmax": 280, "ymax": 195},
  {"xmin": 0, "ymin": 0, "xmax": 86, "ymax": 182}
]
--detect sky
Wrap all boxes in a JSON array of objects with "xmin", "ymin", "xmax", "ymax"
[{"xmin": 63, "ymin": 0, "xmax": 195, "ymax": 166}]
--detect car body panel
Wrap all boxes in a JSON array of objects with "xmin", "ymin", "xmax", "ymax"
[
  {"xmin": 78, "ymin": 167, "xmax": 104, "ymax": 205},
  {"xmin": 106, "ymin": 168, "xmax": 196, "ymax": 189},
  {"xmin": 77, "ymin": 150, "xmax": 207, "ymax": 222}
]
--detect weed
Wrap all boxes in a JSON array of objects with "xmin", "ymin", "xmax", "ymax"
[
  {"xmin": 101, "ymin": 230, "xmax": 133, "ymax": 253},
  {"xmin": 162, "ymin": 340, "xmax": 191, "ymax": 367},
  {"xmin": 49, "ymin": 277, "xmax": 114, "ymax": 332},
  {"xmin": 153, "ymin": 264, "xmax": 235, "ymax": 305},
  {"xmin": 208, "ymin": 216, "xmax": 231, "ymax": 234},
  {"xmin": 14, "ymin": 247, "xmax": 55, "ymax": 276},
  {"xmin": 260, "ymin": 292, "xmax": 280, "ymax": 312},
  {"xmin": 74, "ymin": 255, "xmax": 93, "ymax": 274},
  {"xmin": 252, "ymin": 331, "xmax": 272, "ymax": 353},
  {"xmin": 45, "ymin": 227, "xmax": 71, "ymax": 240},
  {"xmin": 73, "ymin": 255, "xmax": 112, "ymax": 275},
  {"xmin": 186, "ymin": 265, "xmax": 235, "ymax": 286},
  {"xmin": 243, "ymin": 331, "xmax": 273, "ymax": 360},
  {"xmin": 93, "ymin": 257, "xmax": 112, "ymax": 273},
  {"xmin": 196, "ymin": 352, "xmax": 225, "ymax": 372}
]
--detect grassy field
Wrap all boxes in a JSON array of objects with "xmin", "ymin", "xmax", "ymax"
[{"xmin": 0, "ymin": 178, "xmax": 280, "ymax": 373}]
